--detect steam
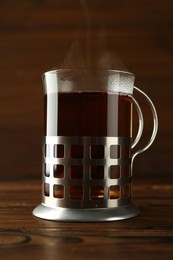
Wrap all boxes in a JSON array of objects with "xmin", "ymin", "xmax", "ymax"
[
  {"xmin": 97, "ymin": 49, "xmax": 128, "ymax": 71},
  {"xmin": 61, "ymin": 41, "xmax": 87, "ymax": 69},
  {"xmin": 60, "ymin": 0, "xmax": 128, "ymax": 71}
]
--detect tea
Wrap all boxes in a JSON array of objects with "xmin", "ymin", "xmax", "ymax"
[
  {"xmin": 44, "ymin": 92, "xmax": 132, "ymax": 200},
  {"xmin": 44, "ymin": 92, "xmax": 132, "ymax": 137}
]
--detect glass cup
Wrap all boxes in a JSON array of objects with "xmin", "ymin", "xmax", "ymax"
[{"xmin": 33, "ymin": 69, "xmax": 158, "ymax": 222}]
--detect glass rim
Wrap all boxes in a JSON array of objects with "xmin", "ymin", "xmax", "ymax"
[{"xmin": 42, "ymin": 68, "xmax": 134, "ymax": 78}]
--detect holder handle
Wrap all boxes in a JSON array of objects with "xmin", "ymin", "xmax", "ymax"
[
  {"xmin": 131, "ymin": 95, "xmax": 144, "ymax": 149},
  {"xmin": 131, "ymin": 86, "xmax": 158, "ymax": 166}
]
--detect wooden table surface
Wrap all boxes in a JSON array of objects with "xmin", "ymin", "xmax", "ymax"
[
  {"xmin": 0, "ymin": 0, "xmax": 173, "ymax": 259},
  {"xmin": 0, "ymin": 177, "xmax": 173, "ymax": 259}
]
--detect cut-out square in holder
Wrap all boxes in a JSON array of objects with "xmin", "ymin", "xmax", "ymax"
[
  {"xmin": 110, "ymin": 145, "xmax": 120, "ymax": 159},
  {"xmin": 91, "ymin": 145, "xmax": 104, "ymax": 159},
  {"xmin": 90, "ymin": 165, "xmax": 104, "ymax": 179},
  {"xmin": 44, "ymin": 144, "xmax": 50, "ymax": 158},
  {"xmin": 122, "ymin": 164, "xmax": 131, "ymax": 179},
  {"xmin": 54, "ymin": 164, "xmax": 64, "ymax": 178},
  {"xmin": 70, "ymin": 185, "xmax": 83, "ymax": 200},
  {"xmin": 54, "ymin": 144, "xmax": 64, "ymax": 158},
  {"xmin": 109, "ymin": 185, "xmax": 120, "ymax": 199},
  {"xmin": 109, "ymin": 165, "xmax": 120, "ymax": 179},
  {"xmin": 44, "ymin": 163, "xmax": 50, "ymax": 177},
  {"xmin": 70, "ymin": 165, "xmax": 83, "ymax": 179},
  {"xmin": 90, "ymin": 186, "xmax": 104, "ymax": 200},
  {"xmin": 71, "ymin": 145, "xmax": 84, "ymax": 158},
  {"xmin": 44, "ymin": 183, "xmax": 50, "ymax": 197},
  {"xmin": 53, "ymin": 185, "xmax": 64, "ymax": 199}
]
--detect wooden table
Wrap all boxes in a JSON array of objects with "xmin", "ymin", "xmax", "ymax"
[{"xmin": 0, "ymin": 176, "xmax": 173, "ymax": 259}]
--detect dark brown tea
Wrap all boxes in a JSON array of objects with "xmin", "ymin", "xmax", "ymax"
[
  {"xmin": 44, "ymin": 92, "xmax": 132, "ymax": 200},
  {"xmin": 44, "ymin": 92, "xmax": 132, "ymax": 137}
]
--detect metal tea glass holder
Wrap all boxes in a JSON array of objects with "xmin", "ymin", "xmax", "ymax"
[{"xmin": 33, "ymin": 70, "xmax": 158, "ymax": 222}]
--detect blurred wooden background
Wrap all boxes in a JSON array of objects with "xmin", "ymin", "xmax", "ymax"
[{"xmin": 0, "ymin": 0, "xmax": 172, "ymax": 181}]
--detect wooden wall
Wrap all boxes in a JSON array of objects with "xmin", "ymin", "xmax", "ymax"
[{"xmin": 0, "ymin": 0, "xmax": 172, "ymax": 180}]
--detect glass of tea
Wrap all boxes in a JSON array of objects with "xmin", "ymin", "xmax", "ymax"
[{"xmin": 33, "ymin": 69, "xmax": 158, "ymax": 222}]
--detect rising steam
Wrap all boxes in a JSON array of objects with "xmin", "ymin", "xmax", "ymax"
[{"xmin": 60, "ymin": 0, "xmax": 128, "ymax": 71}]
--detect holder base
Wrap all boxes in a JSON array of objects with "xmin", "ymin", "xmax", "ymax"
[{"xmin": 33, "ymin": 204, "xmax": 140, "ymax": 222}]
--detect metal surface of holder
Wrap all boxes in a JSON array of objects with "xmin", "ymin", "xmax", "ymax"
[
  {"xmin": 33, "ymin": 204, "xmax": 139, "ymax": 222},
  {"xmin": 33, "ymin": 136, "xmax": 139, "ymax": 222}
]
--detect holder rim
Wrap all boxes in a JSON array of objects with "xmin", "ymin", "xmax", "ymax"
[{"xmin": 33, "ymin": 203, "xmax": 139, "ymax": 222}]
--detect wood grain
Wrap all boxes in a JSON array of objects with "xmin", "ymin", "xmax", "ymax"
[{"xmin": 0, "ymin": 178, "xmax": 173, "ymax": 259}]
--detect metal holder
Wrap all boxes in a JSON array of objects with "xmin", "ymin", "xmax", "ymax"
[{"xmin": 33, "ymin": 87, "xmax": 158, "ymax": 222}]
